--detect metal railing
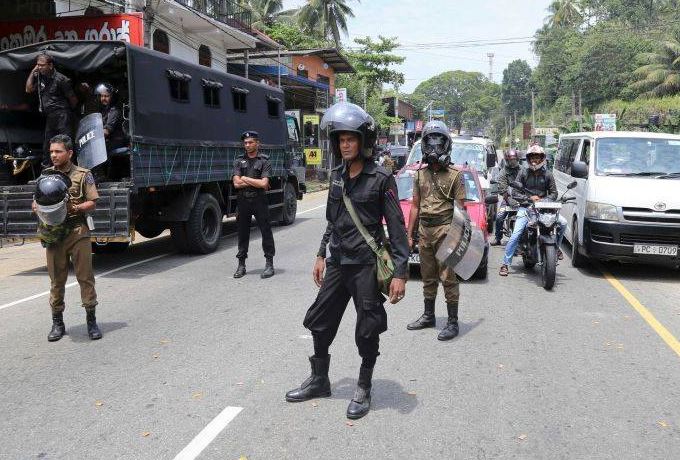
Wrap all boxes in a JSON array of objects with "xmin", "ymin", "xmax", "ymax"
[{"xmin": 174, "ymin": 0, "xmax": 252, "ymax": 33}]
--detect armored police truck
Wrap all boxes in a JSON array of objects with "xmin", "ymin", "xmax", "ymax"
[{"xmin": 0, "ymin": 41, "xmax": 305, "ymax": 253}]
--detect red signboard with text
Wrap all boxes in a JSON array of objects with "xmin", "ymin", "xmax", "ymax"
[{"xmin": 0, "ymin": 14, "xmax": 144, "ymax": 51}]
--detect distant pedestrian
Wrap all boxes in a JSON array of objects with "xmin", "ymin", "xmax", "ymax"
[{"xmin": 232, "ymin": 131, "xmax": 275, "ymax": 279}]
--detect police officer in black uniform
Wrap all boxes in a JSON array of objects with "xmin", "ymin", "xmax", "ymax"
[
  {"xmin": 25, "ymin": 53, "xmax": 78, "ymax": 166},
  {"xmin": 232, "ymin": 131, "xmax": 275, "ymax": 279},
  {"xmin": 285, "ymin": 102, "xmax": 409, "ymax": 420}
]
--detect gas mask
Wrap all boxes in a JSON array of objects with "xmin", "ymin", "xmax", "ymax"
[{"xmin": 422, "ymin": 133, "xmax": 450, "ymax": 166}]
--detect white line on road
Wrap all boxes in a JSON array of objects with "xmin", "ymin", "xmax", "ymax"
[
  {"xmin": 0, "ymin": 203, "xmax": 326, "ymax": 313},
  {"xmin": 0, "ymin": 253, "xmax": 169, "ymax": 311},
  {"xmin": 173, "ymin": 406, "xmax": 243, "ymax": 460}
]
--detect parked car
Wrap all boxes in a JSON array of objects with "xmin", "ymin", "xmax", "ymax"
[
  {"xmin": 554, "ymin": 131, "xmax": 680, "ymax": 268},
  {"xmin": 394, "ymin": 159, "xmax": 492, "ymax": 279}
]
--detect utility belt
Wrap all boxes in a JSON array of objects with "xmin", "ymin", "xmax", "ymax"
[{"xmin": 419, "ymin": 214, "xmax": 453, "ymax": 228}]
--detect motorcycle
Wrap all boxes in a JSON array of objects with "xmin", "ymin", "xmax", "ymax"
[{"xmin": 511, "ymin": 180, "xmax": 577, "ymax": 290}]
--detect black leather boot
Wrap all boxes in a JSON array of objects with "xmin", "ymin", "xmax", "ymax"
[
  {"xmin": 86, "ymin": 309, "xmax": 102, "ymax": 340},
  {"xmin": 437, "ymin": 302, "xmax": 459, "ymax": 341},
  {"xmin": 47, "ymin": 312, "xmax": 65, "ymax": 342},
  {"xmin": 346, "ymin": 366, "xmax": 373, "ymax": 419},
  {"xmin": 406, "ymin": 298, "xmax": 436, "ymax": 330},
  {"xmin": 285, "ymin": 355, "xmax": 331, "ymax": 402},
  {"xmin": 233, "ymin": 259, "xmax": 246, "ymax": 278},
  {"xmin": 261, "ymin": 257, "xmax": 274, "ymax": 279}
]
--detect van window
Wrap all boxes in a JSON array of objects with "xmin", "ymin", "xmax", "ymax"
[
  {"xmin": 595, "ymin": 137, "xmax": 680, "ymax": 176},
  {"xmin": 556, "ymin": 139, "xmax": 579, "ymax": 173},
  {"xmin": 581, "ymin": 140, "xmax": 591, "ymax": 166}
]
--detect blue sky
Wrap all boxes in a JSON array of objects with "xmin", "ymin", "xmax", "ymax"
[{"xmin": 283, "ymin": 0, "xmax": 552, "ymax": 93}]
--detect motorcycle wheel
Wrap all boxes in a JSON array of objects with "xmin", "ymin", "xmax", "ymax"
[{"xmin": 541, "ymin": 245, "xmax": 557, "ymax": 290}]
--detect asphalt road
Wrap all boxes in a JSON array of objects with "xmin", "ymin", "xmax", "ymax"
[{"xmin": 1, "ymin": 190, "xmax": 679, "ymax": 460}]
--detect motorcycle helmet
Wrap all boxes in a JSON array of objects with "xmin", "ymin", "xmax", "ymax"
[
  {"xmin": 504, "ymin": 149, "xmax": 520, "ymax": 168},
  {"xmin": 526, "ymin": 144, "xmax": 546, "ymax": 171},
  {"xmin": 421, "ymin": 120, "xmax": 451, "ymax": 166},
  {"xmin": 320, "ymin": 102, "xmax": 377, "ymax": 160},
  {"xmin": 34, "ymin": 172, "xmax": 72, "ymax": 226}
]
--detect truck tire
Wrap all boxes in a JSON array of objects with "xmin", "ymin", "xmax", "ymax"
[
  {"xmin": 135, "ymin": 219, "xmax": 165, "ymax": 239},
  {"xmin": 279, "ymin": 182, "xmax": 297, "ymax": 226},
  {"xmin": 170, "ymin": 222, "xmax": 191, "ymax": 253},
  {"xmin": 91, "ymin": 242, "xmax": 130, "ymax": 254},
  {"xmin": 570, "ymin": 220, "xmax": 588, "ymax": 268},
  {"xmin": 184, "ymin": 193, "xmax": 222, "ymax": 254}
]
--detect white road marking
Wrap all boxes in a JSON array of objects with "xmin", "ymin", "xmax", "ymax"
[
  {"xmin": 0, "ymin": 253, "xmax": 169, "ymax": 311},
  {"xmin": 173, "ymin": 406, "xmax": 243, "ymax": 460},
  {"xmin": 0, "ymin": 203, "xmax": 327, "ymax": 312}
]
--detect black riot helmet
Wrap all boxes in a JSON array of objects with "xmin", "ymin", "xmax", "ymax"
[
  {"xmin": 421, "ymin": 120, "xmax": 452, "ymax": 166},
  {"xmin": 320, "ymin": 102, "xmax": 377, "ymax": 159},
  {"xmin": 504, "ymin": 149, "xmax": 520, "ymax": 168},
  {"xmin": 34, "ymin": 172, "xmax": 71, "ymax": 206}
]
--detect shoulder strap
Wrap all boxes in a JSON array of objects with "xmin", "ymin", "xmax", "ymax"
[{"xmin": 340, "ymin": 179, "xmax": 381, "ymax": 256}]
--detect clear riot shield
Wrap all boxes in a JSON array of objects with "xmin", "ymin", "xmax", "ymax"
[
  {"xmin": 75, "ymin": 113, "xmax": 107, "ymax": 170},
  {"xmin": 435, "ymin": 203, "xmax": 486, "ymax": 280}
]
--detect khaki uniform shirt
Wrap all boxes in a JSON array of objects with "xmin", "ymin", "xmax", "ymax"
[
  {"xmin": 414, "ymin": 165, "xmax": 465, "ymax": 220},
  {"xmin": 46, "ymin": 163, "xmax": 99, "ymax": 222}
]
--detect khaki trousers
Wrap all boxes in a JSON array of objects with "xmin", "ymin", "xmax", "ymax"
[
  {"xmin": 46, "ymin": 225, "xmax": 97, "ymax": 313},
  {"xmin": 418, "ymin": 223, "xmax": 460, "ymax": 303}
]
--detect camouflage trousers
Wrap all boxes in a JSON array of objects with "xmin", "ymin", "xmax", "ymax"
[{"xmin": 418, "ymin": 223, "xmax": 460, "ymax": 303}]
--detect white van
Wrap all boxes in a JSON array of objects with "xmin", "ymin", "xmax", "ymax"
[{"xmin": 554, "ymin": 131, "xmax": 680, "ymax": 268}]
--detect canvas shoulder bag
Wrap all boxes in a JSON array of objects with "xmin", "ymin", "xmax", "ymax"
[{"xmin": 341, "ymin": 180, "xmax": 395, "ymax": 295}]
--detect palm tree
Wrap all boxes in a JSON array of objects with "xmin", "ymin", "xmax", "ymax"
[
  {"xmin": 298, "ymin": 0, "xmax": 356, "ymax": 48},
  {"xmin": 629, "ymin": 32, "xmax": 680, "ymax": 98},
  {"xmin": 545, "ymin": 0, "xmax": 583, "ymax": 28},
  {"xmin": 239, "ymin": 0, "xmax": 298, "ymax": 29}
]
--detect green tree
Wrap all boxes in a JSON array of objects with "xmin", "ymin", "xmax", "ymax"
[
  {"xmin": 410, "ymin": 71, "xmax": 499, "ymax": 131},
  {"xmin": 298, "ymin": 0, "xmax": 357, "ymax": 48},
  {"xmin": 501, "ymin": 60, "xmax": 533, "ymax": 117},
  {"xmin": 263, "ymin": 22, "xmax": 331, "ymax": 49},
  {"xmin": 545, "ymin": 0, "xmax": 584, "ymax": 28},
  {"xmin": 344, "ymin": 36, "xmax": 405, "ymax": 94},
  {"xmin": 629, "ymin": 30, "xmax": 680, "ymax": 97},
  {"xmin": 239, "ymin": 0, "xmax": 297, "ymax": 29}
]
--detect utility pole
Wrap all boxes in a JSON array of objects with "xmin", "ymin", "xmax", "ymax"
[
  {"xmin": 531, "ymin": 91, "xmax": 536, "ymax": 137},
  {"xmin": 487, "ymin": 52, "xmax": 495, "ymax": 80},
  {"xmin": 277, "ymin": 47, "xmax": 281, "ymax": 88},
  {"xmin": 362, "ymin": 83, "xmax": 367, "ymax": 109},
  {"xmin": 394, "ymin": 87, "xmax": 400, "ymax": 145},
  {"xmin": 578, "ymin": 88, "xmax": 583, "ymax": 131},
  {"xmin": 572, "ymin": 90, "xmax": 576, "ymax": 118}
]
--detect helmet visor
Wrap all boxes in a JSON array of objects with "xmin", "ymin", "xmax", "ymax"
[
  {"xmin": 36, "ymin": 198, "xmax": 68, "ymax": 226},
  {"xmin": 422, "ymin": 133, "xmax": 448, "ymax": 155},
  {"xmin": 320, "ymin": 102, "xmax": 374, "ymax": 133}
]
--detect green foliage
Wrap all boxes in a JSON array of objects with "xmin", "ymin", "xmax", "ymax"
[
  {"xmin": 628, "ymin": 30, "xmax": 680, "ymax": 98},
  {"xmin": 345, "ymin": 36, "xmax": 405, "ymax": 94},
  {"xmin": 297, "ymin": 0, "xmax": 356, "ymax": 48},
  {"xmin": 239, "ymin": 0, "xmax": 296, "ymax": 29},
  {"xmin": 409, "ymin": 70, "xmax": 500, "ymax": 131},
  {"xmin": 263, "ymin": 22, "xmax": 331, "ymax": 49},
  {"xmin": 501, "ymin": 59, "xmax": 533, "ymax": 116},
  {"xmin": 599, "ymin": 95, "xmax": 680, "ymax": 131}
]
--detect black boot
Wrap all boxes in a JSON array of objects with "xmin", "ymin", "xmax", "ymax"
[
  {"xmin": 346, "ymin": 366, "xmax": 373, "ymax": 419},
  {"xmin": 406, "ymin": 298, "xmax": 436, "ymax": 330},
  {"xmin": 233, "ymin": 259, "xmax": 246, "ymax": 278},
  {"xmin": 285, "ymin": 355, "xmax": 331, "ymax": 402},
  {"xmin": 437, "ymin": 302, "xmax": 459, "ymax": 341},
  {"xmin": 86, "ymin": 309, "xmax": 102, "ymax": 340},
  {"xmin": 47, "ymin": 312, "xmax": 65, "ymax": 342},
  {"xmin": 261, "ymin": 257, "xmax": 275, "ymax": 279}
]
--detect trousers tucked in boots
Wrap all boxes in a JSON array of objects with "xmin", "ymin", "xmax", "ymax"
[
  {"xmin": 407, "ymin": 298, "xmax": 436, "ymax": 330},
  {"xmin": 437, "ymin": 302, "xmax": 459, "ymax": 341},
  {"xmin": 285, "ymin": 355, "xmax": 331, "ymax": 402},
  {"xmin": 346, "ymin": 366, "xmax": 373, "ymax": 419}
]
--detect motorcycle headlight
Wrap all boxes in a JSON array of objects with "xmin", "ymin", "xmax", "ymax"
[
  {"xmin": 538, "ymin": 213, "xmax": 557, "ymax": 227},
  {"xmin": 586, "ymin": 201, "xmax": 618, "ymax": 221}
]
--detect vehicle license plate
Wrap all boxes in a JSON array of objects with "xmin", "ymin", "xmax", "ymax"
[
  {"xmin": 409, "ymin": 253, "xmax": 420, "ymax": 264},
  {"xmin": 633, "ymin": 244, "xmax": 678, "ymax": 256}
]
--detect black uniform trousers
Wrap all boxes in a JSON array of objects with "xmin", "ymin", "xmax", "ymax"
[
  {"xmin": 236, "ymin": 194, "xmax": 275, "ymax": 260},
  {"xmin": 303, "ymin": 262, "xmax": 387, "ymax": 360},
  {"xmin": 43, "ymin": 110, "xmax": 73, "ymax": 163}
]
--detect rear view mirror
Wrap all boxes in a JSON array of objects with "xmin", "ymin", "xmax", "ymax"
[
  {"xmin": 485, "ymin": 195, "xmax": 499, "ymax": 205},
  {"xmin": 567, "ymin": 181, "xmax": 578, "ymax": 190},
  {"xmin": 571, "ymin": 161, "xmax": 588, "ymax": 179}
]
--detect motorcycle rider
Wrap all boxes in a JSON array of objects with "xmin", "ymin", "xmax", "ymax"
[
  {"xmin": 491, "ymin": 149, "xmax": 522, "ymax": 246},
  {"xmin": 498, "ymin": 144, "xmax": 566, "ymax": 276}
]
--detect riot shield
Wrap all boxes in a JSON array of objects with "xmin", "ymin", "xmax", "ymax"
[
  {"xmin": 435, "ymin": 203, "xmax": 486, "ymax": 280},
  {"xmin": 75, "ymin": 113, "xmax": 107, "ymax": 170}
]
